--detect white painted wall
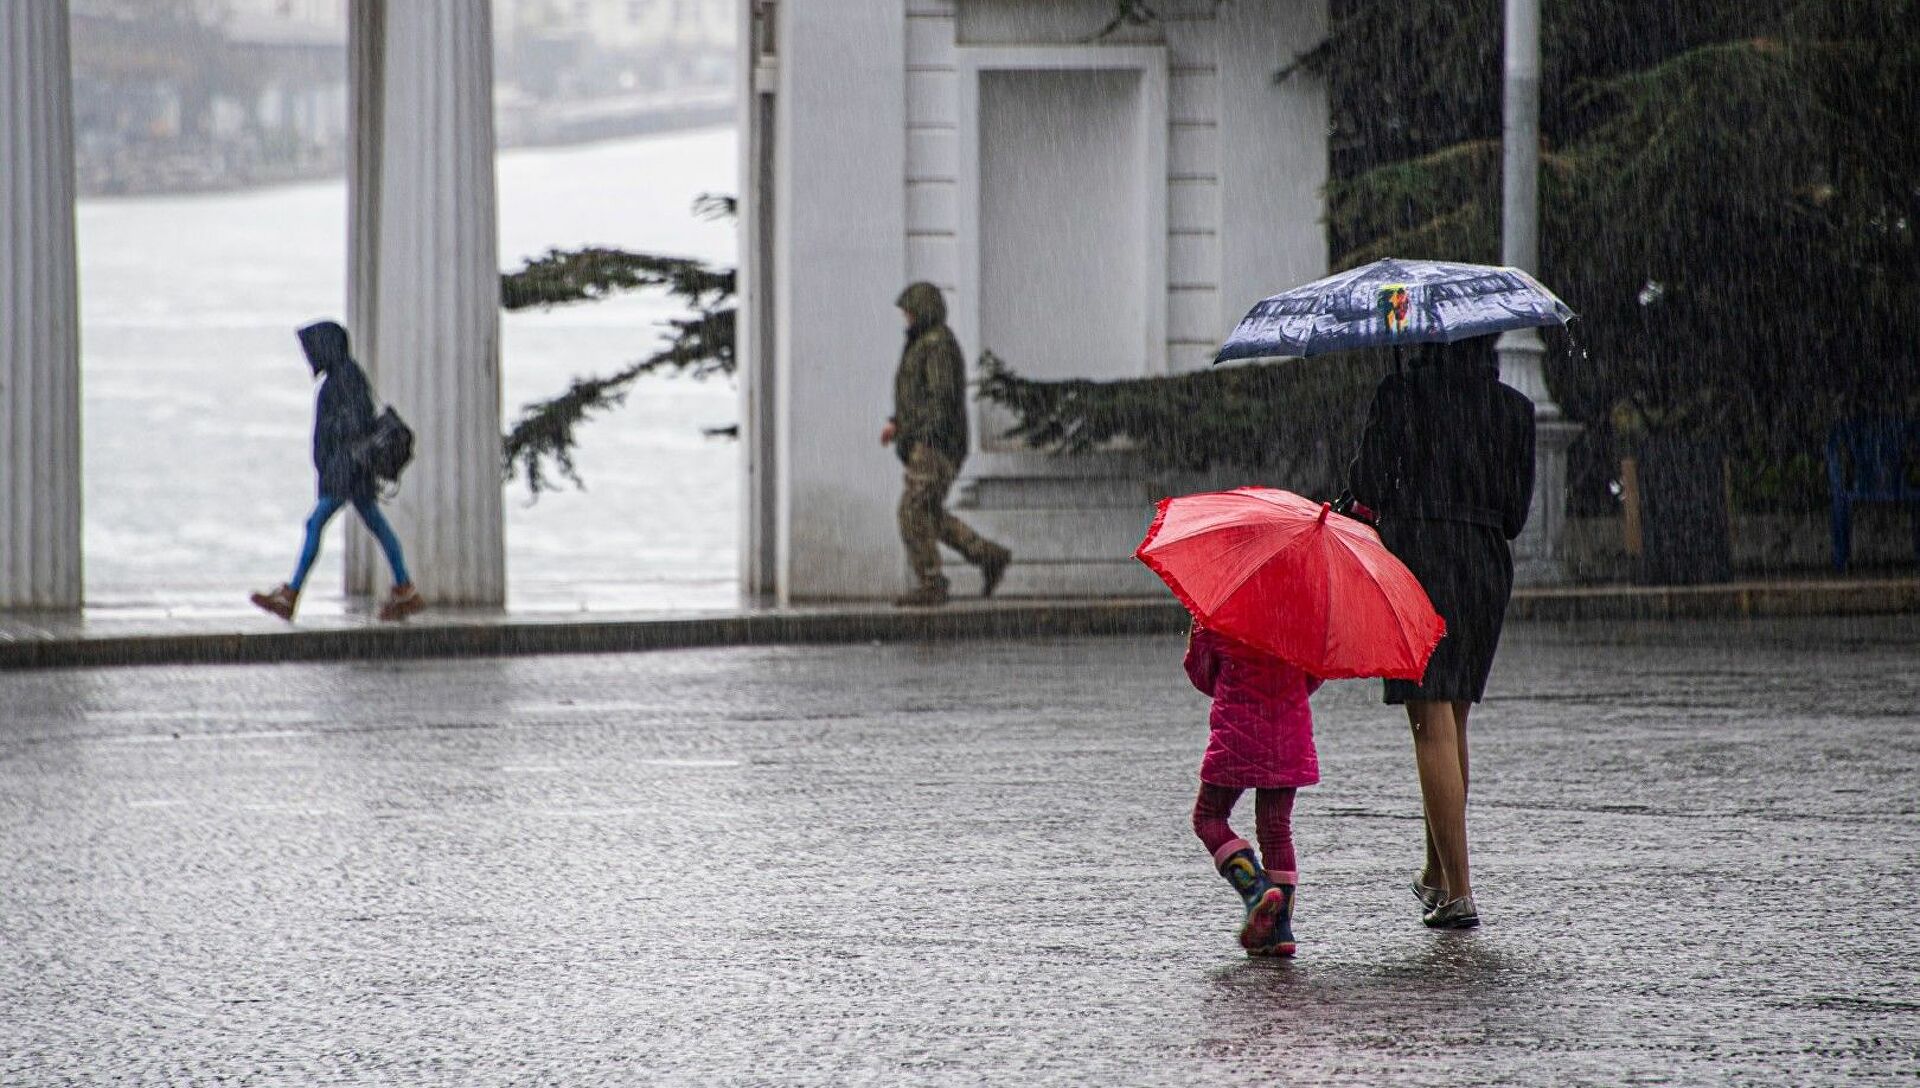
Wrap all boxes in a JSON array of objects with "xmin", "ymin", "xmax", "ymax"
[
  {"xmin": 979, "ymin": 67, "xmax": 1148, "ymax": 382},
  {"xmin": 769, "ymin": 1, "xmax": 909, "ymax": 602},
  {"xmin": 1216, "ymin": 0, "xmax": 1328, "ymax": 354},
  {"xmin": 747, "ymin": 0, "xmax": 1327, "ymax": 601}
]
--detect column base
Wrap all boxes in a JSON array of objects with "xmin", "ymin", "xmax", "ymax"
[{"xmin": 1512, "ymin": 419, "xmax": 1583, "ymax": 588}]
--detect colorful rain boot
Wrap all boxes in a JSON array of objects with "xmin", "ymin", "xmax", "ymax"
[
  {"xmin": 1214, "ymin": 840, "xmax": 1285, "ymax": 954},
  {"xmin": 1254, "ymin": 874, "xmax": 1298, "ymax": 958}
]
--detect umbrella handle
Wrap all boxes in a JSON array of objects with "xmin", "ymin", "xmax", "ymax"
[{"xmin": 1392, "ymin": 345, "xmax": 1404, "ymax": 375}]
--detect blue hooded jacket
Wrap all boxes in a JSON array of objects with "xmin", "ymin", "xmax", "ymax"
[{"xmin": 298, "ymin": 320, "xmax": 376, "ymax": 501}]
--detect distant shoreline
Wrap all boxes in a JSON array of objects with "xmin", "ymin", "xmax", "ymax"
[{"xmin": 78, "ymin": 98, "xmax": 735, "ymax": 202}]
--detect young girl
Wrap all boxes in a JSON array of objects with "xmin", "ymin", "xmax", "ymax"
[{"xmin": 1184, "ymin": 621, "xmax": 1323, "ymax": 956}]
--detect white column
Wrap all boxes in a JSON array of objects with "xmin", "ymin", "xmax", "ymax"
[
  {"xmin": 739, "ymin": 0, "xmax": 778, "ymax": 598},
  {"xmin": 369, "ymin": 0, "xmax": 505, "ymax": 605},
  {"xmin": 1498, "ymin": 0, "xmax": 1579, "ymax": 586},
  {"xmin": 344, "ymin": 0, "xmax": 384, "ymax": 597},
  {"xmin": 770, "ymin": 2, "xmax": 906, "ymax": 602},
  {"xmin": 1, "ymin": 0, "xmax": 83, "ymax": 610}
]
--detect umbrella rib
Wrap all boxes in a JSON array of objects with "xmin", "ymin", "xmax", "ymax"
[
  {"xmin": 1327, "ymin": 526, "xmax": 1425, "ymax": 667},
  {"xmin": 1207, "ymin": 523, "xmax": 1308, "ymax": 609}
]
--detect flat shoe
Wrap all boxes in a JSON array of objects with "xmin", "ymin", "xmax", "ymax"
[
  {"xmin": 1422, "ymin": 895, "xmax": 1480, "ymax": 929},
  {"xmin": 1411, "ymin": 875, "xmax": 1445, "ymax": 912}
]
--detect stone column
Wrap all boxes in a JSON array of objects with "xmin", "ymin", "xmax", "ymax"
[
  {"xmin": 368, "ymin": 0, "xmax": 505, "ymax": 605},
  {"xmin": 1499, "ymin": 0, "xmax": 1579, "ymax": 586},
  {"xmin": 344, "ymin": 0, "xmax": 385, "ymax": 597},
  {"xmin": 1, "ymin": 0, "xmax": 83, "ymax": 610}
]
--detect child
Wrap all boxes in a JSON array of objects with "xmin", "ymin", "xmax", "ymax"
[{"xmin": 1184, "ymin": 621, "xmax": 1323, "ymax": 956}]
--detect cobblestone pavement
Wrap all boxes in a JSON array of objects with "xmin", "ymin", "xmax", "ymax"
[{"xmin": 3, "ymin": 617, "xmax": 1916, "ymax": 1085}]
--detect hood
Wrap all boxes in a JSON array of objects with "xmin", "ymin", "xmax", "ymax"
[
  {"xmin": 298, "ymin": 320, "xmax": 351, "ymax": 374},
  {"xmin": 1413, "ymin": 337, "xmax": 1498, "ymax": 378},
  {"xmin": 896, "ymin": 281, "xmax": 947, "ymax": 328}
]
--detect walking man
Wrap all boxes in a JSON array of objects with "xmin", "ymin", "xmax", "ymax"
[
  {"xmin": 251, "ymin": 320, "xmax": 424, "ymax": 623},
  {"xmin": 882, "ymin": 282, "xmax": 1012, "ymax": 607}
]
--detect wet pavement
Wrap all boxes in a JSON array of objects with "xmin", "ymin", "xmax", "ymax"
[{"xmin": 2, "ymin": 617, "xmax": 1916, "ymax": 1085}]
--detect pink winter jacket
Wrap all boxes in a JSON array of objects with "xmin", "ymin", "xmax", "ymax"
[{"xmin": 1185, "ymin": 625, "xmax": 1322, "ymax": 789}]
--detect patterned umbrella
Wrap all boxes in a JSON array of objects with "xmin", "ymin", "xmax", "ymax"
[{"xmin": 1214, "ymin": 258, "xmax": 1575, "ymax": 364}]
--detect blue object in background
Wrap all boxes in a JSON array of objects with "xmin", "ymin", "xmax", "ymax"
[
  {"xmin": 1826, "ymin": 418, "xmax": 1920, "ymax": 572},
  {"xmin": 1215, "ymin": 258, "xmax": 1576, "ymax": 364}
]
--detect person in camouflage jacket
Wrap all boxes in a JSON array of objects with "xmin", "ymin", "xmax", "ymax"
[{"xmin": 881, "ymin": 282, "xmax": 1012, "ymax": 606}]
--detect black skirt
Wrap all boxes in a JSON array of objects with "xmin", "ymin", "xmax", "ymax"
[{"xmin": 1380, "ymin": 518, "xmax": 1514, "ymax": 704}]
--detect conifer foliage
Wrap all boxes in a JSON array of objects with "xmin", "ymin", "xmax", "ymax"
[
  {"xmin": 983, "ymin": 0, "xmax": 1918, "ymax": 508},
  {"xmin": 499, "ymin": 196, "xmax": 737, "ymax": 496}
]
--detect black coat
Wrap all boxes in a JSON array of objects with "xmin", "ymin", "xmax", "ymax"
[
  {"xmin": 298, "ymin": 321, "xmax": 376, "ymax": 502},
  {"xmin": 1347, "ymin": 349, "xmax": 1537, "ymax": 703}
]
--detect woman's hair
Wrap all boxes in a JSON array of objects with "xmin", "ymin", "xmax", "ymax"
[{"xmin": 1416, "ymin": 337, "xmax": 1498, "ymax": 374}]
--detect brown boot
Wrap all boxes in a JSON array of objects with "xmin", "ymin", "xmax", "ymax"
[
  {"xmin": 979, "ymin": 545, "xmax": 1012, "ymax": 598},
  {"xmin": 893, "ymin": 582, "xmax": 949, "ymax": 608},
  {"xmin": 377, "ymin": 583, "xmax": 426, "ymax": 622},
  {"xmin": 249, "ymin": 583, "xmax": 298, "ymax": 621}
]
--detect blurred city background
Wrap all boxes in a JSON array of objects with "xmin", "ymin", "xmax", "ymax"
[{"xmin": 70, "ymin": 0, "xmax": 732, "ymax": 194}]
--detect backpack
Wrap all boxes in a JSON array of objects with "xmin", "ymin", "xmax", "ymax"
[{"xmin": 355, "ymin": 406, "xmax": 415, "ymax": 486}]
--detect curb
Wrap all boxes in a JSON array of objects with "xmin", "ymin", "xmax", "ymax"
[
  {"xmin": 1506, "ymin": 577, "xmax": 1920, "ymax": 623},
  {"xmin": 2, "ymin": 579, "xmax": 1915, "ymax": 672},
  {"xmin": 0, "ymin": 600, "xmax": 1191, "ymax": 671}
]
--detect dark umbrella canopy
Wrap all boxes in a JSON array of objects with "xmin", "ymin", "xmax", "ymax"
[{"xmin": 1214, "ymin": 258, "xmax": 1575, "ymax": 364}]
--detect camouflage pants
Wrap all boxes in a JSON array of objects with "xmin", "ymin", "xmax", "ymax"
[{"xmin": 899, "ymin": 444, "xmax": 999, "ymax": 589}]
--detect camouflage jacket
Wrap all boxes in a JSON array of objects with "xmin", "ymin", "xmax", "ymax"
[{"xmin": 892, "ymin": 282, "xmax": 970, "ymax": 465}]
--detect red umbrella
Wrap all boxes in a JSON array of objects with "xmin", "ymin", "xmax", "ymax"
[{"xmin": 1135, "ymin": 487, "xmax": 1445, "ymax": 681}]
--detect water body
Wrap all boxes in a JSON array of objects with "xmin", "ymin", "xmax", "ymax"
[{"xmin": 78, "ymin": 129, "xmax": 740, "ymax": 615}]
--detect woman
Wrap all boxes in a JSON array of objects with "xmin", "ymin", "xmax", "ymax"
[{"xmin": 1348, "ymin": 336, "xmax": 1536, "ymax": 929}]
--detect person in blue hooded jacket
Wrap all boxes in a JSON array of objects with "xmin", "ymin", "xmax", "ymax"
[{"xmin": 251, "ymin": 320, "xmax": 424, "ymax": 622}]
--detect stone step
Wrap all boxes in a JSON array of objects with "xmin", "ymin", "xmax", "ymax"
[
  {"xmin": 953, "ymin": 506, "xmax": 1157, "ymax": 564},
  {"xmin": 941, "ymin": 559, "xmax": 1164, "ymax": 599},
  {"xmin": 958, "ymin": 474, "xmax": 1152, "ymax": 511}
]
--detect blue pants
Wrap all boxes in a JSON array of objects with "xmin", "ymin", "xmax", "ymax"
[{"xmin": 290, "ymin": 494, "xmax": 411, "ymax": 592}]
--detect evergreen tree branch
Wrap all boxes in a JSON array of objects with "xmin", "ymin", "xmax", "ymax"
[
  {"xmin": 501, "ymin": 247, "xmax": 734, "ymax": 312},
  {"xmin": 975, "ymin": 351, "xmax": 1378, "ymax": 480},
  {"xmin": 502, "ymin": 305, "xmax": 736, "ymax": 496}
]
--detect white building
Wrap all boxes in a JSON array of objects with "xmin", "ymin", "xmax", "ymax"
[
  {"xmin": 740, "ymin": 0, "xmax": 1329, "ymax": 602},
  {"xmin": 4, "ymin": 0, "xmax": 1326, "ymax": 611}
]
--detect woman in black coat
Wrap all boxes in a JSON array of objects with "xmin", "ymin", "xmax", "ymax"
[
  {"xmin": 250, "ymin": 321, "xmax": 423, "ymax": 622},
  {"xmin": 1347, "ymin": 336, "xmax": 1536, "ymax": 929}
]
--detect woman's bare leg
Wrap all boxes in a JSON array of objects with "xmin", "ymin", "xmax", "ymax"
[
  {"xmin": 1408, "ymin": 699, "xmax": 1472, "ymax": 902},
  {"xmin": 1415, "ymin": 701, "xmax": 1472, "ymax": 890},
  {"xmin": 1453, "ymin": 700, "xmax": 1473, "ymax": 796}
]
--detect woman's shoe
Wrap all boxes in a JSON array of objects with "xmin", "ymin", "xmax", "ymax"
[
  {"xmin": 1422, "ymin": 894, "xmax": 1480, "ymax": 929},
  {"xmin": 249, "ymin": 584, "xmax": 298, "ymax": 621},
  {"xmin": 1216, "ymin": 843, "xmax": 1285, "ymax": 953},
  {"xmin": 1412, "ymin": 874, "xmax": 1446, "ymax": 913}
]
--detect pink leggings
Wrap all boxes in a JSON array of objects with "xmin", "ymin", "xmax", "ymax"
[{"xmin": 1192, "ymin": 784, "xmax": 1297, "ymax": 878}]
